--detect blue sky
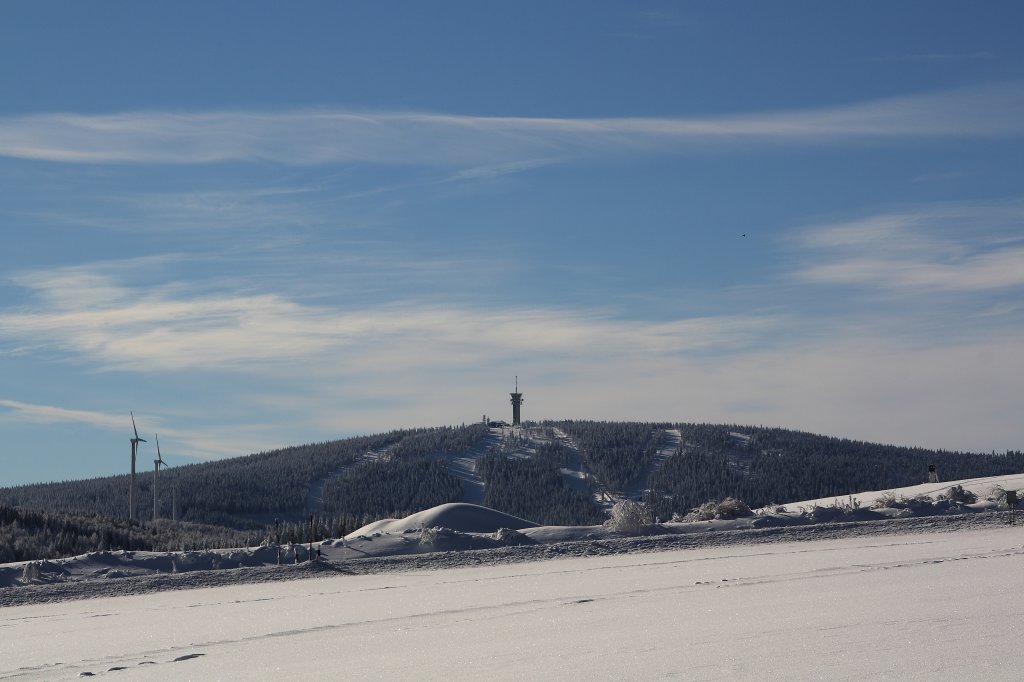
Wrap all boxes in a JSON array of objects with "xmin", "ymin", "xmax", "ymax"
[{"xmin": 2, "ymin": 2, "xmax": 1023, "ymax": 485}]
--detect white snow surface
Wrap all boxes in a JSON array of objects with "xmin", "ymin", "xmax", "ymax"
[
  {"xmin": 3, "ymin": 523, "xmax": 1023, "ymax": 680},
  {"xmin": 780, "ymin": 472, "xmax": 1024, "ymax": 511},
  {"xmin": 3, "ymin": 474, "xmax": 1024, "ymax": 679}
]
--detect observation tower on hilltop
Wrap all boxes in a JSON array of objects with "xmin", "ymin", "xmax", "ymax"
[{"xmin": 510, "ymin": 377, "xmax": 524, "ymax": 426}]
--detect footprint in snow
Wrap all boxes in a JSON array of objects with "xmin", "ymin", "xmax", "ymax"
[{"xmin": 173, "ymin": 653, "xmax": 205, "ymax": 662}]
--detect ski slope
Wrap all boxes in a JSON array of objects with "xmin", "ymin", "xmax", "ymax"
[{"xmin": 3, "ymin": 523, "xmax": 1023, "ymax": 680}]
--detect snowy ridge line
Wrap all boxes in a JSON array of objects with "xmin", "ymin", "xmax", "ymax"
[{"xmin": 2, "ymin": 511, "xmax": 1012, "ymax": 608}]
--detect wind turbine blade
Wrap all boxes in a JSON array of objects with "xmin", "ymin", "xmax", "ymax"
[
  {"xmin": 131, "ymin": 411, "xmax": 140, "ymax": 440},
  {"xmin": 156, "ymin": 433, "xmax": 162, "ymax": 462}
]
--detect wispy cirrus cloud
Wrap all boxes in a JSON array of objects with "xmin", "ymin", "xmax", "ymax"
[
  {"xmin": 0, "ymin": 262, "xmax": 777, "ymax": 375},
  {"xmin": 2, "ymin": 82, "xmax": 1023, "ymax": 166},
  {"xmin": 0, "ymin": 399, "xmax": 127, "ymax": 430},
  {"xmin": 0, "ymin": 398, "xmax": 286, "ymax": 462},
  {"xmin": 790, "ymin": 201, "xmax": 1024, "ymax": 294}
]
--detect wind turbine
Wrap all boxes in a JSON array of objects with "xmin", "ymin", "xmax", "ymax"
[
  {"xmin": 153, "ymin": 433, "xmax": 166, "ymax": 520},
  {"xmin": 129, "ymin": 412, "xmax": 146, "ymax": 523}
]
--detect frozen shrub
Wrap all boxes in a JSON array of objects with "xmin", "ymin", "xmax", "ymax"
[
  {"xmin": 677, "ymin": 498, "xmax": 753, "ymax": 522},
  {"xmin": 832, "ymin": 496, "xmax": 861, "ymax": 511},
  {"xmin": 939, "ymin": 484, "xmax": 977, "ymax": 504},
  {"xmin": 678, "ymin": 501, "xmax": 719, "ymax": 522},
  {"xmin": 987, "ymin": 485, "xmax": 1007, "ymax": 503},
  {"xmin": 419, "ymin": 526, "xmax": 443, "ymax": 546},
  {"xmin": 604, "ymin": 500, "xmax": 654, "ymax": 534},
  {"xmin": 493, "ymin": 528, "xmax": 531, "ymax": 545},
  {"xmin": 716, "ymin": 497, "xmax": 753, "ymax": 519},
  {"xmin": 810, "ymin": 505, "xmax": 846, "ymax": 522},
  {"xmin": 895, "ymin": 494, "xmax": 934, "ymax": 510},
  {"xmin": 872, "ymin": 492, "xmax": 897, "ymax": 509},
  {"xmin": 418, "ymin": 526, "xmax": 465, "ymax": 547},
  {"xmin": 21, "ymin": 561, "xmax": 40, "ymax": 583}
]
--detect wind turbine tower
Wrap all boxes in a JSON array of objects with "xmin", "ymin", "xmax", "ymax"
[
  {"xmin": 510, "ymin": 376, "xmax": 524, "ymax": 427},
  {"xmin": 129, "ymin": 412, "xmax": 146, "ymax": 523},
  {"xmin": 153, "ymin": 433, "xmax": 166, "ymax": 520}
]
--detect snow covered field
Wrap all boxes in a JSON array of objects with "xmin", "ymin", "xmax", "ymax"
[
  {"xmin": 3, "ymin": 522, "xmax": 1023, "ymax": 680},
  {"xmin": 3, "ymin": 474, "xmax": 1023, "ymax": 679}
]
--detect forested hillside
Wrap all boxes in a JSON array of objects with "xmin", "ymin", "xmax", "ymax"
[
  {"xmin": 644, "ymin": 424, "xmax": 1024, "ymax": 519},
  {"xmin": 477, "ymin": 448, "xmax": 604, "ymax": 526},
  {"xmin": 552, "ymin": 420, "xmax": 668, "ymax": 490},
  {"xmin": 0, "ymin": 426, "xmax": 487, "ymax": 528},
  {"xmin": 2, "ymin": 420, "xmax": 1022, "ymax": 562}
]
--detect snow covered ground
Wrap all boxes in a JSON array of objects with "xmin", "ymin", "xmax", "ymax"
[
  {"xmin": 783, "ymin": 472, "xmax": 1024, "ymax": 511},
  {"xmin": 3, "ymin": 521, "xmax": 1023, "ymax": 680},
  {"xmin": 3, "ymin": 473, "xmax": 1023, "ymax": 679}
]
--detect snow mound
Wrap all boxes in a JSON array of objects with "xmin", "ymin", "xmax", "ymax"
[{"xmin": 345, "ymin": 503, "xmax": 538, "ymax": 539}]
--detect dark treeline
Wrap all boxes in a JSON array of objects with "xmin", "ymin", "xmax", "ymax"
[
  {"xmin": 477, "ymin": 453, "xmax": 605, "ymax": 526},
  {"xmin": 0, "ymin": 504, "xmax": 264, "ymax": 563},
  {"xmin": 0, "ymin": 429, "xmax": 439, "ymax": 527},
  {"xmin": 0, "ymin": 504, "xmax": 371, "ymax": 564},
  {"xmin": 320, "ymin": 459, "xmax": 462, "ymax": 519},
  {"xmin": 0, "ymin": 424, "xmax": 492, "ymax": 562},
  {"xmin": 385, "ymin": 423, "xmax": 490, "ymax": 460},
  {"xmin": 645, "ymin": 424, "xmax": 1024, "ymax": 519},
  {"xmin": 550, "ymin": 420, "xmax": 667, "ymax": 490}
]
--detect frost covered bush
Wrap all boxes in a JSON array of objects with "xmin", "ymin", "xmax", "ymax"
[
  {"xmin": 810, "ymin": 505, "xmax": 846, "ymax": 522},
  {"xmin": 677, "ymin": 501, "xmax": 718, "ymax": 522},
  {"xmin": 987, "ymin": 485, "xmax": 1007, "ymax": 503},
  {"xmin": 716, "ymin": 497, "xmax": 753, "ymax": 519},
  {"xmin": 21, "ymin": 561, "xmax": 40, "ymax": 583},
  {"xmin": 938, "ymin": 485, "xmax": 977, "ymax": 504},
  {"xmin": 872, "ymin": 492, "xmax": 897, "ymax": 509},
  {"xmin": 493, "ymin": 528, "xmax": 531, "ymax": 545},
  {"xmin": 419, "ymin": 526, "xmax": 443, "ymax": 546},
  {"xmin": 676, "ymin": 498, "xmax": 753, "ymax": 522},
  {"xmin": 899, "ymin": 494, "xmax": 934, "ymax": 510},
  {"xmin": 604, "ymin": 500, "xmax": 654, "ymax": 534},
  {"xmin": 832, "ymin": 496, "xmax": 861, "ymax": 511}
]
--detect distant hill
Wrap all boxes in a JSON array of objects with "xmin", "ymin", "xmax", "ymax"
[
  {"xmin": 644, "ymin": 423, "xmax": 1024, "ymax": 520},
  {"xmin": 0, "ymin": 425, "xmax": 489, "ymax": 530},
  {"xmin": 1, "ymin": 421, "xmax": 1021, "ymax": 539}
]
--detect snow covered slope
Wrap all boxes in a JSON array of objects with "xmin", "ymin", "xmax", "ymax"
[{"xmin": 782, "ymin": 472, "xmax": 1024, "ymax": 510}]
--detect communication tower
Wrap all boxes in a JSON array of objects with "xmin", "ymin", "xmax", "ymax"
[{"xmin": 510, "ymin": 376, "xmax": 524, "ymax": 426}]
